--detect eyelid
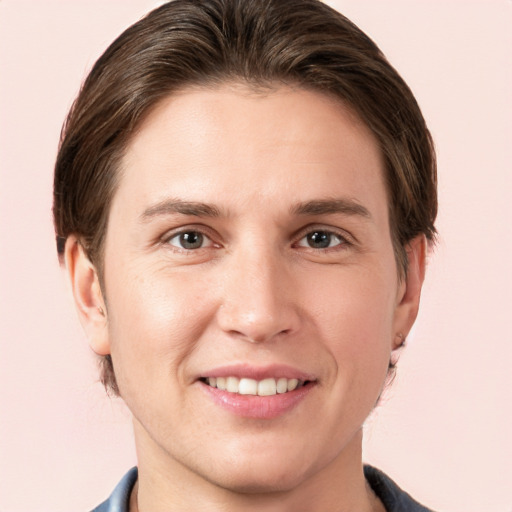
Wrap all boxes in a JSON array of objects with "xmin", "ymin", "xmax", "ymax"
[
  {"xmin": 296, "ymin": 234, "xmax": 344, "ymax": 250},
  {"xmin": 157, "ymin": 223, "xmax": 355, "ymax": 252},
  {"xmin": 160, "ymin": 224, "xmax": 221, "ymax": 250},
  {"xmin": 293, "ymin": 224, "xmax": 355, "ymax": 246}
]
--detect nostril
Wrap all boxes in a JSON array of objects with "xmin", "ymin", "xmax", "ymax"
[
  {"xmin": 217, "ymin": 293, "xmax": 302, "ymax": 344},
  {"xmin": 238, "ymin": 328, "xmax": 291, "ymax": 344}
]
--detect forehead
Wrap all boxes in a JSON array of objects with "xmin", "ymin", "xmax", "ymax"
[{"xmin": 115, "ymin": 84, "xmax": 387, "ymax": 222}]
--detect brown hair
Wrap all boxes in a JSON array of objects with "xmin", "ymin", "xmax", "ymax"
[{"xmin": 53, "ymin": 0, "xmax": 437, "ymax": 394}]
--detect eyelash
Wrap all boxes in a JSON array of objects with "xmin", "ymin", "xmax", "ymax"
[
  {"xmin": 294, "ymin": 228, "xmax": 351, "ymax": 252},
  {"xmin": 162, "ymin": 227, "xmax": 218, "ymax": 253},
  {"xmin": 161, "ymin": 226, "xmax": 353, "ymax": 253}
]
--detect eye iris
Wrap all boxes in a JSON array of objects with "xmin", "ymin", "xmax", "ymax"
[
  {"xmin": 180, "ymin": 232, "xmax": 203, "ymax": 249},
  {"xmin": 307, "ymin": 231, "xmax": 331, "ymax": 248}
]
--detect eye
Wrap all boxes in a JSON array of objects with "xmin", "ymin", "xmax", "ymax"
[
  {"xmin": 297, "ymin": 230, "xmax": 346, "ymax": 249},
  {"xmin": 166, "ymin": 230, "xmax": 213, "ymax": 250}
]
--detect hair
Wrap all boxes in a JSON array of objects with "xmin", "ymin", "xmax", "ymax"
[{"xmin": 53, "ymin": 0, "xmax": 437, "ymax": 394}]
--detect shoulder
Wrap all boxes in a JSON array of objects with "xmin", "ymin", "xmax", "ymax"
[
  {"xmin": 90, "ymin": 467, "xmax": 138, "ymax": 512},
  {"xmin": 364, "ymin": 465, "xmax": 435, "ymax": 512}
]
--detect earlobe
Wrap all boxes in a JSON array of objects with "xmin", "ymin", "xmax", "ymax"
[
  {"xmin": 64, "ymin": 236, "xmax": 110, "ymax": 356},
  {"xmin": 392, "ymin": 235, "xmax": 427, "ymax": 348}
]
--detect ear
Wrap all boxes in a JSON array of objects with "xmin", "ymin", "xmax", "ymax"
[
  {"xmin": 64, "ymin": 236, "xmax": 110, "ymax": 355},
  {"xmin": 392, "ymin": 235, "xmax": 427, "ymax": 348}
]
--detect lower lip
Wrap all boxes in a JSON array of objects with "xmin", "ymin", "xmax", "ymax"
[{"xmin": 199, "ymin": 381, "xmax": 315, "ymax": 419}]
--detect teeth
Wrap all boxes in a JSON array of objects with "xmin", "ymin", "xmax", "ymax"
[
  {"xmin": 287, "ymin": 378, "xmax": 299, "ymax": 392},
  {"xmin": 226, "ymin": 377, "xmax": 239, "ymax": 393},
  {"xmin": 258, "ymin": 378, "xmax": 276, "ymax": 396},
  {"xmin": 204, "ymin": 376, "xmax": 304, "ymax": 396},
  {"xmin": 276, "ymin": 377, "xmax": 288, "ymax": 394},
  {"xmin": 239, "ymin": 378, "xmax": 258, "ymax": 395}
]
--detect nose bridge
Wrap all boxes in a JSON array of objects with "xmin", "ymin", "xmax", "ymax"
[{"xmin": 217, "ymin": 238, "xmax": 298, "ymax": 343}]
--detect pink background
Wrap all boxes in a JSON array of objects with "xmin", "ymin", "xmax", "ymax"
[{"xmin": 0, "ymin": 1, "xmax": 510, "ymax": 511}]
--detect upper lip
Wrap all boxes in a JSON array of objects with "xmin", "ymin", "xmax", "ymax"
[{"xmin": 198, "ymin": 363, "xmax": 316, "ymax": 382}]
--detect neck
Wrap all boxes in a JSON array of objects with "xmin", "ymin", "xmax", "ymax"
[{"xmin": 131, "ymin": 423, "xmax": 384, "ymax": 512}]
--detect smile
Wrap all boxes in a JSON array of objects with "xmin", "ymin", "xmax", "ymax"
[{"xmin": 202, "ymin": 376, "xmax": 304, "ymax": 396}]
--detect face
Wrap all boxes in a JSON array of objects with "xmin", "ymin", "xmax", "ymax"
[{"xmin": 69, "ymin": 84, "xmax": 424, "ymax": 493}]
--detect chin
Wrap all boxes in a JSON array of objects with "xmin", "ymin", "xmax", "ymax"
[
  {"xmin": 180, "ymin": 420, "xmax": 356, "ymax": 496},
  {"xmin": 210, "ymin": 466, "xmax": 308, "ymax": 495},
  {"xmin": 194, "ymin": 445, "xmax": 323, "ymax": 495}
]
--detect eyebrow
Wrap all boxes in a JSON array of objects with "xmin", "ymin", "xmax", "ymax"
[
  {"xmin": 139, "ymin": 197, "xmax": 371, "ymax": 222},
  {"xmin": 140, "ymin": 199, "xmax": 221, "ymax": 222},
  {"xmin": 290, "ymin": 198, "xmax": 372, "ymax": 220}
]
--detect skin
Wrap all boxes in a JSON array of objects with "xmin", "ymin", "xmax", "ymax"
[{"xmin": 66, "ymin": 84, "xmax": 426, "ymax": 512}]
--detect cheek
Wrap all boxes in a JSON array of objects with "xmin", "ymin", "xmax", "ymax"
[
  {"xmin": 307, "ymin": 266, "xmax": 396, "ymax": 375},
  {"xmin": 296, "ymin": 267, "xmax": 397, "ymax": 453},
  {"xmin": 104, "ymin": 262, "xmax": 217, "ymax": 388}
]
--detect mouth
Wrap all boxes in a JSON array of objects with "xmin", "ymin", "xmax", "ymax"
[
  {"xmin": 200, "ymin": 376, "xmax": 310, "ymax": 396},
  {"xmin": 197, "ymin": 365, "xmax": 317, "ymax": 418}
]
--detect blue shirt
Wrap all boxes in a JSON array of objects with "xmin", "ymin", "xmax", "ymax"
[{"xmin": 91, "ymin": 465, "xmax": 434, "ymax": 512}]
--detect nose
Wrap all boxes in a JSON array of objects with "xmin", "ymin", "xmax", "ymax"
[{"xmin": 216, "ymin": 243, "xmax": 301, "ymax": 344}]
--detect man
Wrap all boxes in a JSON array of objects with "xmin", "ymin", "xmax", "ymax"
[{"xmin": 54, "ymin": 1, "xmax": 436, "ymax": 510}]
